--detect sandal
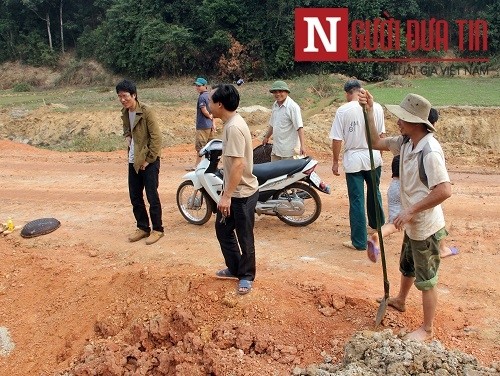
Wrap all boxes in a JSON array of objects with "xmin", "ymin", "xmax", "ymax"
[
  {"xmin": 215, "ymin": 268, "xmax": 238, "ymax": 280},
  {"xmin": 367, "ymin": 239, "xmax": 380, "ymax": 263},
  {"xmin": 237, "ymin": 280, "xmax": 253, "ymax": 295}
]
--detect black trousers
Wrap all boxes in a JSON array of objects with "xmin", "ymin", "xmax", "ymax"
[
  {"xmin": 128, "ymin": 159, "xmax": 163, "ymax": 233},
  {"xmin": 215, "ymin": 191, "xmax": 259, "ymax": 281}
]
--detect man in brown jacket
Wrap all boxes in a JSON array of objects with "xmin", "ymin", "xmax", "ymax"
[{"xmin": 116, "ymin": 79, "xmax": 164, "ymax": 245}]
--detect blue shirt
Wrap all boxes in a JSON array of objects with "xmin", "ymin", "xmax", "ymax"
[{"xmin": 196, "ymin": 91, "xmax": 212, "ymax": 130}]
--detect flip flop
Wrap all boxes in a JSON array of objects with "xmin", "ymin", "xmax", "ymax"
[
  {"xmin": 237, "ymin": 280, "xmax": 253, "ymax": 295},
  {"xmin": 367, "ymin": 239, "xmax": 380, "ymax": 263},
  {"xmin": 215, "ymin": 268, "xmax": 238, "ymax": 280},
  {"xmin": 441, "ymin": 246, "xmax": 459, "ymax": 258}
]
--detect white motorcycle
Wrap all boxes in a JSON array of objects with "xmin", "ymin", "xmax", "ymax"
[{"xmin": 176, "ymin": 139, "xmax": 331, "ymax": 226}]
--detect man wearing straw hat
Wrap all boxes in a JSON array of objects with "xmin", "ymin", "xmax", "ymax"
[{"xmin": 360, "ymin": 90, "xmax": 452, "ymax": 341}]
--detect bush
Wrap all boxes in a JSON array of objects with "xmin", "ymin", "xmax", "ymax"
[
  {"xmin": 54, "ymin": 59, "xmax": 115, "ymax": 87},
  {"xmin": 12, "ymin": 82, "xmax": 32, "ymax": 92},
  {"xmin": 17, "ymin": 32, "xmax": 58, "ymax": 68}
]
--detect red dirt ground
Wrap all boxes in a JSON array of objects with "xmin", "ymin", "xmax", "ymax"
[{"xmin": 0, "ymin": 134, "xmax": 499, "ymax": 375}]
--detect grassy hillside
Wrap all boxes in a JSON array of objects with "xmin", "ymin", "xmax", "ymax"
[{"xmin": 1, "ymin": 75, "xmax": 499, "ymax": 113}]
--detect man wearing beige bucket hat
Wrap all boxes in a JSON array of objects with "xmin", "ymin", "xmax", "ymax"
[{"xmin": 360, "ymin": 90, "xmax": 452, "ymax": 342}]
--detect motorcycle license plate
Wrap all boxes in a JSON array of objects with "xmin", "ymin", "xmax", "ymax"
[
  {"xmin": 309, "ymin": 171, "xmax": 321, "ymax": 186},
  {"xmin": 309, "ymin": 172, "xmax": 331, "ymax": 194}
]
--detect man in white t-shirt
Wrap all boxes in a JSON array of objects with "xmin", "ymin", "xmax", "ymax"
[
  {"xmin": 262, "ymin": 80, "xmax": 306, "ymax": 161},
  {"xmin": 329, "ymin": 79, "xmax": 386, "ymax": 251},
  {"xmin": 360, "ymin": 90, "xmax": 452, "ymax": 342}
]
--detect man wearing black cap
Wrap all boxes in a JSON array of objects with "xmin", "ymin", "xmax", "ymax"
[{"xmin": 329, "ymin": 79, "xmax": 386, "ymax": 251}]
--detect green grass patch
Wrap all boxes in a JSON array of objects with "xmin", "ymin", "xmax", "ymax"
[
  {"xmin": 12, "ymin": 82, "xmax": 33, "ymax": 92},
  {"xmin": 365, "ymin": 77, "xmax": 499, "ymax": 107},
  {"xmin": 236, "ymin": 75, "xmax": 500, "ymax": 115},
  {"xmin": 0, "ymin": 85, "xmax": 197, "ymax": 111},
  {"xmin": 1, "ymin": 76, "xmax": 498, "ymax": 113},
  {"xmin": 235, "ymin": 74, "xmax": 347, "ymax": 117}
]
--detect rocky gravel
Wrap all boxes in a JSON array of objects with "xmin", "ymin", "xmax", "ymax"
[{"xmin": 295, "ymin": 330, "xmax": 499, "ymax": 376}]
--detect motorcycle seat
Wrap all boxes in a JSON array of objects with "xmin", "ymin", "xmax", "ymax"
[{"xmin": 253, "ymin": 157, "xmax": 312, "ymax": 185}]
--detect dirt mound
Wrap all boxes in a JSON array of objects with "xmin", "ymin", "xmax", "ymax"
[
  {"xmin": 56, "ymin": 318, "xmax": 499, "ymax": 376},
  {"xmin": 306, "ymin": 105, "xmax": 500, "ymax": 170},
  {"xmin": 0, "ymin": 62, "xmax": 58, "ymax": 89},
  {"xmin": 0, "ymin": 59, "xmax": 116, "ymax": 89},
  {"xmin": 0, "ymin": 103, "xmax": 498, "ymax": 170}
]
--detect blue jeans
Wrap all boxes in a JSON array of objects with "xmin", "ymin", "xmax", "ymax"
[
  {"xmin": 128, "ymin": 159, "xmax": 163, "ymax": 233},
  {"xmin": 215, "ymin": 191, "xmax": 259, "ymax": 281},
  {"xmin": 346, "ymin": 167, "xmax": 384, "ymax": 250}
]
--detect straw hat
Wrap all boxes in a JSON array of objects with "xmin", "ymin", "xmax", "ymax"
[{"xmin": 385, "ymin": 93, "xmax": 435, "ymax": 132}]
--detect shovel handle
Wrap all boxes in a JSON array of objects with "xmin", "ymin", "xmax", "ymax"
[{"xmin": 362, "ymin": 105, "xmax": 390, "ymax": 298}]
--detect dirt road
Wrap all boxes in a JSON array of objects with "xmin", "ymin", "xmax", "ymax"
[{"xmin": 0, "ymin": 133, "xmax": 499, "ymax": 374}]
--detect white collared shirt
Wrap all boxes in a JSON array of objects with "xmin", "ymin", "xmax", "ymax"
[
  {"xmin": 385, "ymin": 134, "xmax": 450, "ymax": 240},
  {"xmin": 269, "ymin": 96, "xmax": 303, "ymax": 157}
]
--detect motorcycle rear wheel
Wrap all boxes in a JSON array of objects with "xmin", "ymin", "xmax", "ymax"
[
  {"xmin": 273, "ymin": 182, "xmax": 321, "ymax": 226},
  {"xmin": 176, "ymin": 181, "xmax": 214, "ymax": 225}
]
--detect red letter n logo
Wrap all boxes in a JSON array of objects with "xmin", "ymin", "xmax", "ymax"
[{"xmin": 295, "ymin": 8, "xmax": 349, "ymax": 61}]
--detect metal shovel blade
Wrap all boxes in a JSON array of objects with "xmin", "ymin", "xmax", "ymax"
[{"xmin": 375, "ymin": 297, "xmax": 388, "ymax": 327}]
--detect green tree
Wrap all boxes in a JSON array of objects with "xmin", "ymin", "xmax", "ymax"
[
  {"xmin": 0, "ymin": 0, "xmax": 498, "ymax": 79},
  {"xmin": 0, "ymin": 4, "xmax": 18, "ymax": 61},
  {"xmin": 479, "ymin": 2, "xmax": 499, "ymax": 55}
]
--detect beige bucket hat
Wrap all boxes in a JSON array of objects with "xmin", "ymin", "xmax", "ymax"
[{"xmin": 385, "ymin": 93, "xmax": 435, "ymax": 132}]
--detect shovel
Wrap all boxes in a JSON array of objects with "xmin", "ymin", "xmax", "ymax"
[{"xmin": 362, "ymin": 105, "xmax": 390, "ymax": 328}]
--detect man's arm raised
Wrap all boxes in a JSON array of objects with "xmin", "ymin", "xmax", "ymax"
[{"xmin": 358, "ymin": 89, "xmax": 390, "ymax": 152}]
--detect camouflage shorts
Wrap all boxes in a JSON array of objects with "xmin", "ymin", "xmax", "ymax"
[
  {"xmin": 195, "ymin": 128, "xmax": 214, "ymax": 151},
  {"xmin": 399, "ymin": 228, "xmax": 448, "ymax": 291}
]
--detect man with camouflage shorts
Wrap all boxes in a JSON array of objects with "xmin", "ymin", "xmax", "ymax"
[
  {"xmin": 360, "ymin": 90, "xmax": 452, "ymax": 342},
  {"xmin": 189, "ymin": 77, "xmax": 215, "ymax": 170}
]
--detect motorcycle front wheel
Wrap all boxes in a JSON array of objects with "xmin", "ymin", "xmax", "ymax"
[
  {"xmin": 176, "ymin": 181, "xmax": 214, "ymax": 225},
  {"xmin": 273, "ymin": 182, "xmax": 321, "ymax": 226}
]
